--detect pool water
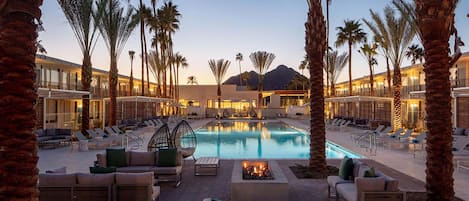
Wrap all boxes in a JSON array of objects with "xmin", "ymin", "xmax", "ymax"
[{"xmin": 192, "ymin": 121, "xmax": 362, "ymax": 159}]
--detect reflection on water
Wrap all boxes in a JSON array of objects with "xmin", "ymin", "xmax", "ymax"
[{"xmin": 191, "ymin": 121, "xmax": 360, "ymax": 159}]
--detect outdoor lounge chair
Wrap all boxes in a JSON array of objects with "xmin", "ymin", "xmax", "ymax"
[
  {"xmin": 400, "ymin": 132, "xmax": 426, "ymax": 158},
  {"xmin": 74, "ymin": 131, "xmax": 108, "ymax": 149},
  {"xmin": 381, "ymin": 129, "xmax": 413, "ymax": 148},
  {"xmin": 112, "ymin": 125, "xmax": 125, "ymax": 134},
  {"xmin": 351, "ymin": 125, "xmax": 384, "ymax": 141},
  {"xmin": 453, "ymin": 136, "xmax": 469, "ymax": 157}
]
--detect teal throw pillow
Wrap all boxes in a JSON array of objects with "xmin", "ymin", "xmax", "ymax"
[
  {"xmin": 106, "ymin": 148, "xmax": 127, "ymax": 167},
  {"xmin": 339, "ymin": 156, "xmax": 354, "ymax": 180},
  {"xmin": 364, "ymin": 167, "xmax": 377, "ymax": 177},
  {"xmin": 90, "ymin": 166, "xmax": 116, "ymax": 174},
  {"xmin": 158, "ymin": 148, "xmax": 177, "ymax": 167}
]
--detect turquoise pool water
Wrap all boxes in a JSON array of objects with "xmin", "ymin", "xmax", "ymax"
[{"xmin": 192, "ymin": 121, "xmax": 362, "ymax": 159}]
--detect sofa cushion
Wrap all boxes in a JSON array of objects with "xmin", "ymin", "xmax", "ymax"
[
  {"xmin": 130, "ymin": 151, "xmax": 156, "ymax": 166},
  {"xmin": 364, "ymin": 167, "xmax": 377, "ymax": 177},
  {"xmin": 76, "ymin": 173, "xmax": 115, "ymax": 185},
  {"xmin": 352, "ymin": 160, "xmax": 363, "ymax": 178},
  {"xmin": 357, "ymin": 165, "xmax": 370, "ymax": 178},
  {"xmin": 157, "ymin": 148, "xmax": 177, "ymax": 167},
  {"xmin": 155, "ymin": 166, "xmax": 182, "ymax": 175},
  {"xmin": 39, "ymin": 173, "xmax": 76, "ymax": 186},
  {"xmin": 115, "ymin": 172, "xmax": 154, "ymax": 185},
  {"xmin": 339, "ymin": 156, "xmax": 354, "ymax": 180},
  {"xmin": 455, "ymin": 128, "xmax": 465, "ymax": 136},
  {"xmin": 327, "ymin": 175, "xmax": 352, "ymax": 189},
  {"xmin": 45, "ymin": 129, "xmax": 56, "ymax": 136},
  {"xmin": 106, "ymin": 148, "xmax": 127, "ymax": 167},
  {"xmin": 336, "ymin": 183, "xmax": 357, "ymax": 201},
  {"xmin": 376, "ymin": 171, "xmax": 399, "ymax": 191},
  {"xmin": 117, "ymin": 166, "xmax": 157, "ymax": 173},
  {"xmin": 465, "ymin": 129, "xmax": 469, "ymax": 136},
  {"xmin": 90, "ymin": 166, "xmax": 116, "ymax": 174}
]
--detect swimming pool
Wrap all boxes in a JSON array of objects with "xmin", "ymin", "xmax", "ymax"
[{"xmin": 192, "ymin": 121, "xmax": 362, "ymax": 159}]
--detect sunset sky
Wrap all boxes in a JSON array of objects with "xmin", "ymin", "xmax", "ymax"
[{"xmin": 39, "ymin": 0, "xmax": 469, "ymax": 84}]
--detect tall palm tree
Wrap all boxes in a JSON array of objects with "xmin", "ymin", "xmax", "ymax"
[
  {"xmin": 187, "ymin": 76, "xmax": 198, "ymax": 85},
  {"xmin": 325, "ymin": 0, "xmax": 331, "ymax": 96},
  {"xmin": 172, "ymin": 52, "xmax": 188, "ymax": 104},
  {"xmin": 373, "ymin": 35, "xmax": 392, "ymax": 95},
  {"xmin": 148, "ymin": 50, "xmax": 162, "ymax": 97},
  {"xmin": 58, "ymin": 0, "xmax": 103, "ymax": 132},
  {"xmin": 327, "ymin": 50, "xmax": 349, "ymax": 97},
  {"xmin": 129, "ymin": 50, "xmax": 135, "ymax": 96},
  {"xmin": 249, "ymin": 51, "xmax": 276, "ymax": 118},
  {"xmin": 158, "ymin": 1, "xmax": 180, "ymax": 98},
  {"xmin": 358, "ymin": 43, "xmax": 378, "ymax": 96},
  {"xmin": 415, "ymin": 0, "xmax": 458, "ymax": 199},
  {"xmin": 306, "ymin": 0, "xmax": 327, "ymax": 177},
  {"xmin": 405, "ymin": 44, "xmax": 425, "ymax": 64},
  {"xmin": 236, "ymin": 53, "xmax": 243, "ymax": 85},
  {"xmin": 0, "ymin": 0, "xmax": 42, "ymax": 200},
  {"xmin": 209, "ymin": 59, "xmax": 231, "ymax": 112},
  {"xmin": 97, "ymin": 0, "xmax": 139, "ymax": 126},
  {"xmin": 363, "ymin": 6, "xmax": 416, "ymax": 130},
  {"xmin": 335, "ymin": 20, "xmax": 367, "ymax": 96},
  {"xmin": 139, "ymin": 0, "xmax": 145, "ymax": 96}
]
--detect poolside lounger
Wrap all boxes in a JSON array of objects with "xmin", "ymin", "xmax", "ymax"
[
  {"xmin": 74, "ymin": 131, "xmax": 108, "ymax": 149},
  {"xmin": 104, "ymin": 127, "xmax": 122, "ymax": 145},
  {"xmin": 85, "ymin": 129, "xmax": 99, "ymax": 138},
  {"xmin": 400, "ymin": 132, "xmax": 426, "ymax": 158},
  {"xmin": 453, "ymin": 136, "xmax": 469, "ymax": 157},
  {"xmin": 375, "ymin": 126, "xmax": 393, "ymax": 137},
  {"xmin": 352, "ymin": 125, "xmax": 385, "ymax": 143},
  {"xmin": 112, "ymin": 125, "xmax": 125, "ymax": 134},
  {"xmin": 377, "ymin": 128, "xmax": 403, "ymax": 141},
  {"xmin": 104, "ymin": 127, "xmax": 118, "ymax": 135},
  {"xmin": 94, "ymin": 128, "xmax": 109, "ymax": 138}
]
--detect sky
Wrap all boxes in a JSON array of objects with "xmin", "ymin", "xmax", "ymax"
[{"xmin": 39, "ymin": 0, "xmax": 469, "ymax": 85}]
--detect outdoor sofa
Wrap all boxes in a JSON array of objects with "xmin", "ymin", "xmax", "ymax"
[
  {"xmin": 38, "ymin": 172, "xmax": 159, "ymax": 201},
  {"xmin": 327, "ymin": 159, "xmax": 404, "ymax": 201},
  {"xmin": 36, "ymin": 128, "xmax": 72, "ymax": 148},
  {"xmin": 96, "ymin": 149, "xmax": 183, "ymax": 187}
]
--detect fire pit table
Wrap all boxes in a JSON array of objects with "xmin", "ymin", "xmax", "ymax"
[{"xmin": 231, "ymin": 160, "xmax": 289, "ymax": 201}]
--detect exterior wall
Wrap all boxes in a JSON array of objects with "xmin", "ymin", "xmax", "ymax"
[{"xmin": 456, "ymin": 97, "xmax": 469, "ymax": 128}]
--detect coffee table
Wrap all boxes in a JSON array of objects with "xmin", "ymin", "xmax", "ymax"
[{"xmin": 194, "ymin": 157, "xmax": 219, "ymax": 176}]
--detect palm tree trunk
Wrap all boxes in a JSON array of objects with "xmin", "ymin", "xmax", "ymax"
[
  {"xmin": 217, "ymin": 85, "xmax": 221, "ymax": 110},
  {"xmin": 416, "ymin": 0, "xmax": 455, "ymax": 200},
  {"xmin": 348, "ymin": 42, "xmax": 353, "ymax": 96},
  {"xmin": 238, "ymin": 61, "xmax": 242, "ymax": 85},
  {"xmin": 139, "ymin": 0, "xmax": 145, "ymax": 96},
  {"xmin": 369, "ymin": 64, "xmax": 374, "ymax": 96},
  {"xmin": 305, "ymin": 0, "xmax": 327, "ymax": 177},
  {"xmin": 326, "ymin": 0, "xmax": 330, "ymax": 97},
  {"xmin": 143, "ymin": 29, "xmax": 150, "ymax": 97},
  {"xmin": 392, "ymin": 63, "xmax": 402, "ymax": 131},
  {"xmin": 81, "ymin": 53, "xmax": 92, "ymax": 131},
  {"xmin": 109, "ymin": 56, "xmax": 118, "ymax": 126},
  {"xmin": 258, "ymin": 75, "xmax": 263, "ymax": 118},
  {"xmin": 331, "ymin": 82, "xmax": 336, "ymax": 96},
  {"xmin": 130, "ymin": 61, "xmax": 134, "ymax": 96},
  {"xmin": 386, "ymin": 56, "xmax": 392, "ymax": 95},
  {"xmin": 0, "ymin": 2, "xmax": 42, "ymax": 199}
]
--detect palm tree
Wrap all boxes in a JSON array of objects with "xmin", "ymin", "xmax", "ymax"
[
  {"xmin": 363, "ymin": 6, "xmax": 416, "ymax": 130},
  {"xmin": 405, "ymin": 44, "xmax": 425, "ymax": 64},
  {"xmin": 415, "ymin": 0, "xmax": 458, "ymax": 199},
  {"xmin": 187, "ymin": 76, "xmax": 198, "ymax": 85},
  {"xmin": 299, "ymin": 56, "xmax": 308, "ymax": 91},
  {"xmin": 358, "ymin": 43, "xmax": 378, "ymax": 96},
  {"xmin": 58, "ymin": 0, "xmax": 103, "ymax": 132},
  {"xmin": 0, "ymin": 0, "xmax": 42, "ymax": 199},
  {"xmin": 373, "ymin": 35, "xmax": 392, "ymax": 95},
  {"xmin": 209, "ymin": 59, "xmax": 231, "ymax": 114},
  {"xmin": 325, "ymin": 0, "xmax": 331, "ymax": 96},
  {"xmin": 327, "ymin": 50, "xmax": 349, "ymax": 97},
  {"xmin": 236, "ymin": 53, "xmax": 243, "ymax": 85},
  {"xmin": 129, "ymin": 50, "xmax": 135, "ymax": 96},
  {"xmin": 249, "ymin": 51, "xmax": 276, "ymax": 118},
  {"xmin": 139, "ymin": 0, "xmax": 145, "ymax": 96},
  {"xmin": 148, "ymin": 50, "xmax": 161, "ymax": 97},
  {"xmin": 306, "ymin": 0, "xmax": 327, "ymax": 177},
  {"xmin": 172, "ymin": 52, "xmax": 188, "ymax": 104},
  {"xmin": 97, "ymin": 0, "xmax": 139, "ymax": 126},
  {"xmin": 335, "ymin": 20, "xmax": 367, "ymax": 96}
]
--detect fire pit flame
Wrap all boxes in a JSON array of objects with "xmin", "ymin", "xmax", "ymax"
[{"xmin": 242, "ymin": 161, "xmax": 274, "ymax": 180}]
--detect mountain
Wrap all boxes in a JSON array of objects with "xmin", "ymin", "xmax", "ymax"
[{"xmin": 223, "ymin": 65, "xmax": 307, "ymax": 90}]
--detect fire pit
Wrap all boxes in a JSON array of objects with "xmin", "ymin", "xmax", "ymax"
[
  {"xmin": 231, "ymin": 160, "xmax": 288, "ymax": 201},
  {"xmin": 242, "ymin": 160, "xmax": 273, "ymax": 180}
]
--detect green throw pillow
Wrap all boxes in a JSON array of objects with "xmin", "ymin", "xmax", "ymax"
[
  {"xmin": 339, "ymin": 156, "xmax": 354, "ymax": 180},
  {"xmin": 106, "ymin": 148, "xmax": 127, "ymax": 167},
  {"xmin": 158, "ymin": 148, "xmax": 177, "ymax": 167},
  {"xmin": 90, "ymin": 166, "xmax": 116, "ymax": 174},
  {"xmin": 364, "ymin": 167, "xmax": 377, "ymax": 177}
]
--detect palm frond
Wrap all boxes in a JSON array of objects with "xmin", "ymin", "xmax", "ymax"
[
  {"xmin": 249, "ymin": 51, "xmax": 276, "ymax": 75},
  {"xmin": 209, "ymin": 59, "xmax": 231, "ymax": 85}
]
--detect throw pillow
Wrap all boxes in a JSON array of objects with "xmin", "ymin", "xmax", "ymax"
[
  {"xmin": 158, "ymin": 148, "xmax": 177, "ymax": 167},
  {"xmin": 89, "ymin": 166, "xmax": 116, "ymax": 174},
  {"xmin": 106, "ymin": 148, "xmax": 127, "ymax": 167},
  {"xmin": 338, "ymin": 156, "xmax": 354, "ymax": 180},
  {"xmin": 45, "ymin": 166, "xmax": 66, "ymax": 174},
  {"xmin": 364, "ymin": 167, "xmax": 377, "ymax": 177}
]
